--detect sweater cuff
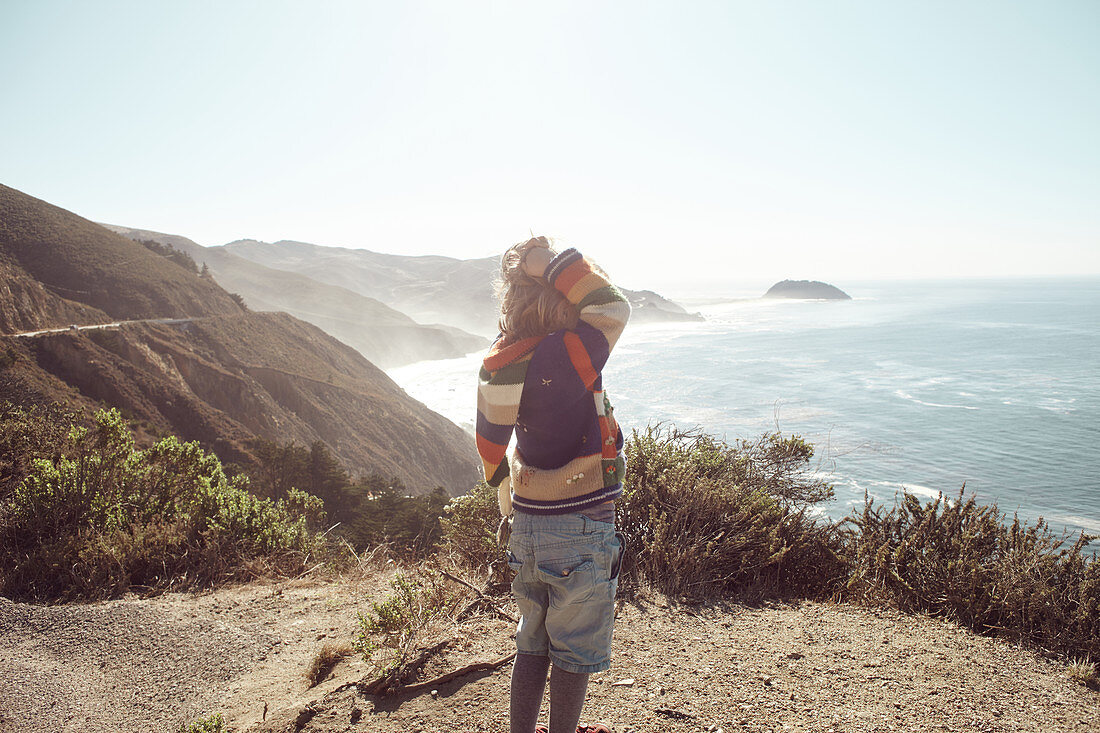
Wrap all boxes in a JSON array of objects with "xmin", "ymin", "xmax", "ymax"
[{"xmin": 545, "ymin": 248, "xmax": 584, "ymax": 289}]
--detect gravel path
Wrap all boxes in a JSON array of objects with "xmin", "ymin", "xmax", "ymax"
[{"xmin": 1, "ymin": 569, "xmax": 1097, "ymax": 733}]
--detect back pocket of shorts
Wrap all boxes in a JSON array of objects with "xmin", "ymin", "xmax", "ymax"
[{"xmin": 536, "ymin": 555, "xmax": 595, "ymax": 608}]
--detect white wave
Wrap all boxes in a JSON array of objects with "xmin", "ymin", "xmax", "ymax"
[
  {"xmin": 1037, "ymin": 396, "xmax": 1077, "ymax": 414},
  {"xmin": 893, "ymin": 390, "xmax": 979, "ymax": 410},
  {"xmin": 901, "ymin": 484, "xmax": 948, "ymax": 501},
  {"xmin": 1050, "ymin": 515, "xmax": 1100, "ymax": 534},
  {"xmin": 867, "ymin": 480, "xmax": 949, "ymax": 502}
]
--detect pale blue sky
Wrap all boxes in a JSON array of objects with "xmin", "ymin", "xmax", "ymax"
[{"xmin": 2, "ymin": 1, "xmax": 1097, "ymax": 291}]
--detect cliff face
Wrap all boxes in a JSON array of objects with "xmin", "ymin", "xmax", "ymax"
[
  {"xmin": 0, "ymin": 184, "xmax": 480, "ymax": 494},
  {"xmin": 103, "ymin": 226, "xmax": 487, "ymax": 367},
  {"xmin": 0, "ymin": 257, "xmax": 109, "ymax": 334}
]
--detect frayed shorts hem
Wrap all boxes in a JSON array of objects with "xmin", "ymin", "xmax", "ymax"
[
  {"xmin": 515, "ymin": 647, "xmax": 611, "ymax": 675},
  {"xmin": 549, "ymin": 653, "xmax": 611, "ymax": 674}
]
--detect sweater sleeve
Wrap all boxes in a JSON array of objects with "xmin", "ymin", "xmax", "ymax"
[
  {"xmin": 545, "ymin": 248, "xmax": 632, "ymax": 355},
  {"xmin": 476, "ymin": 346, "xmax": 529, "ymax": 489}
]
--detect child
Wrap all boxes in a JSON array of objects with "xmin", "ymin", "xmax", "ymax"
[{"xmin": 476, "ymin": 237, "xmax": 630, "ymax": 733}]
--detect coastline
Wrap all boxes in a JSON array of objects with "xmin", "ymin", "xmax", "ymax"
[{"xmin": 387, "ymin": 282, "xmax": 1100, "ymax": 551}]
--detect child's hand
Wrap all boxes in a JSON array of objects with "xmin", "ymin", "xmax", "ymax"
[{"xmin": 521, "ymin": 240, "xmax": 554, "ymax": 278}]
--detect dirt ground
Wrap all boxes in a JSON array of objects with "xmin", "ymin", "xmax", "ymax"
[{"xmin": 1, "ymin": 561, "xmax": 1097, "ymax": 733}]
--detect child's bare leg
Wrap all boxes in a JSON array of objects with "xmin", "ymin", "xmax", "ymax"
[
  {"xmin": 548, "ymin": 663, "xmax": 590, "ymax": 733},
  {"xmin": 511, "ymin": 652, "xmax": 551, "ymax": 733}
]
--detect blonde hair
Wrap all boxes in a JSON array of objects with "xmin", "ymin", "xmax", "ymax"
[{"xmin": 496, "ymin": 237, "xmax": 579, "ymax": 340}]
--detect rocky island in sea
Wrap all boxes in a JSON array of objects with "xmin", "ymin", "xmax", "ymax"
[{"xmin": 763, "ymin": 279, "xmax": 851, "ymax": 300}]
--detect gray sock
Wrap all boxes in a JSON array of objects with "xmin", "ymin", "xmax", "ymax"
[
  {"xmin": 510, "ymin": 652, "xmax": 551, "ymax": 733},
  {"xmin": 549, "ymin": 663, "xmax": 590, "ymax": 733}
]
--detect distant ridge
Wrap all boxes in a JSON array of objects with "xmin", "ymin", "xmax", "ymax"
[
  {"xmin": 103, "ymin": 225, "xmax": 487, "ymax": 367},
  {"xmin": 220, "ymin": 238, "xmax": 701, "ymax": 335},
  {"xmin": 0, "ymin": 184, "xmax": 479, "ymax": 494},
  {"xmin": 764, "ymin": 280, "xmax": 851, "ymax": 300}
]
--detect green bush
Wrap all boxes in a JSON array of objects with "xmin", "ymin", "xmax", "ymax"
[
  {"xmin": 180, "ymin": 712, "xmax": 227, "ymax": 733},
  {"xmin": 0, "ymin": 401, "xmax": 74, "ymax": 502},
  {"xmin": 440, "ymin": 480, "xmax": 503, "ymax": 569},
  {"xmin": 247, "ymin": 437, "xmax": 449, "ymax": 555},
  {"xmin": 0, "ymin": 406, "xmax": 327, "ymax": 601},
  {"xmin": 353, "ymin": 570, "xmax": 460, "ymax": 677}
]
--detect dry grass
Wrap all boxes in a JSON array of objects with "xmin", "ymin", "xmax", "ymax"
[
  {"xmin": 1067, "ymin": 658, "xmax": 1099, "ymax": 690},
  {"xmin": 305, "ymin": 642, "xmax": 354, "ymax": 688}
]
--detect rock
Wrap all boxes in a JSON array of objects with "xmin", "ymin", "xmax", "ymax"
[{"xmin": 763, "ymin": 280, "xmax": 851, "ymax": 300}]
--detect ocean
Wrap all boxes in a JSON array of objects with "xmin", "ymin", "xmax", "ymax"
[{"xmin": 388, "ymin": 278, "xmax": 1100, "ymax": 550}]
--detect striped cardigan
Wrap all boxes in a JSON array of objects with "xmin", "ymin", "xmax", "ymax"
[{"xmin": 476, "ymin": 248, "xmax": 632, "ymax": 516}]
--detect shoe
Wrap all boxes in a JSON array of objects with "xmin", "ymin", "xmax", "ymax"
[{"xmin": 577, "ymin": 725, "xmax": 612, "ymax": 733}]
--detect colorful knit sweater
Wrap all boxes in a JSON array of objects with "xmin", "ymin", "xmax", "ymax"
[{"xmin": 476, "ymin": 248, "xmax": 632, "ymax": 516}]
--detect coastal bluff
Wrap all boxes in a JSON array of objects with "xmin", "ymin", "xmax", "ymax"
[{"xmin": 764, "ymin": 280, "xmax": 851, "ymax": 300}]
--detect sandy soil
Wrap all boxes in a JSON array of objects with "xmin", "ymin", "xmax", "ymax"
[{"xmin": 1, "ymin": 562, "xmax": 1097, "ymax": 733}]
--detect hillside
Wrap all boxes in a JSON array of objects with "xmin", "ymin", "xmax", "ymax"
[
  {"xmin": 103, "ymin": 226, "xmax": 487, "ymax": 367},
  {"xmin": 0, "ymin": 184, "xmax": 244, "ymax": 324},
  {"xmin": 220, "ymin": 239, "xmax": 701, "ymax": 336},
  {"xmin": 0, "ymin": 257, "xmax": 109, "ymax": 334},
  {"xmin": 2, "ymin": 569, "xmax": 1096, "ymax": 733},
  {"xmin": 0, "ymin": 185, "xmax": 480, "ymax": 493}
]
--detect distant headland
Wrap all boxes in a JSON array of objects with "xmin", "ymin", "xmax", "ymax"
[{"xmin": 763, "ymin": 279, "xmax": 851, "ymax": 300}]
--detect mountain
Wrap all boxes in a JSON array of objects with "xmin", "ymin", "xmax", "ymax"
[
  {"xmin": 220, "ymin": 239, "xmax": 702, "ymax": 336},
  {"xmin": 763, "ymin": 280, "xmax": 852, "ymax": 300},
  {"xmin": 223, "ymin": 239, "xmax": 500, "ymax": 335},
  {"xmin": 102, "ymin": 226, "xmax": 487, "ymax": 368},
  {"xmin": 0, "ymin": 184, "xmax": 479, "ymax": 494}
]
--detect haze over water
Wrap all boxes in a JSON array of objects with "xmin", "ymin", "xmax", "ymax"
[{"xmin": 390, "ymin": 277, "xmax": 1100, "ymax": 550}]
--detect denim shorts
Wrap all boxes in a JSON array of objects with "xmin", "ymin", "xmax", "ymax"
[{"xmin": 506, "ymin": 512, "xmax": 624, "ymax": 674}]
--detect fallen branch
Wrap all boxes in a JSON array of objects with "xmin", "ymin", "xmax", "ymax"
[
  {"xmin": 359, "ymin": 639, "xmax": 452, "ymax": 695},
  {"xmin": 440, "ymin": 570, "xmax": 518, "ymax": 624},
  {"xmin": 440, "ymin": 569, "xmax": 483, "ymax": 595},
  {"xmin": 398, "ymin": 652, "xmax": 517, "ymax": 696}
]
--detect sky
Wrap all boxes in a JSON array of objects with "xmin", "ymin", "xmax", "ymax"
[{"xmin": 2, "ymin": 1, "xmax": 1097, "ymax": 292}]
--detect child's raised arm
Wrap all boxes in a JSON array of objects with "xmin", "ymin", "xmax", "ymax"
[{"xmin": 543, "ymin": 247, "xmax": 631, "ymax": 357}]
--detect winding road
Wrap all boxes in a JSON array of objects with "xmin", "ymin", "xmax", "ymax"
[{"xmin": 6, "ymin": 318, "xmax": 196, "ymax": 338}]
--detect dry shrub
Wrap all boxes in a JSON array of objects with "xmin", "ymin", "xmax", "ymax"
[
  {"xmin": 845, "ymin": 488, "xmax": 1100, "ymax": 660},
  {"xmin": 618, "ymin": 426, "xmax": 847, "ymax": 600},
  {"xmin": 306, "ymin": 642, "xmax": 354, "ymax": 687}
]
